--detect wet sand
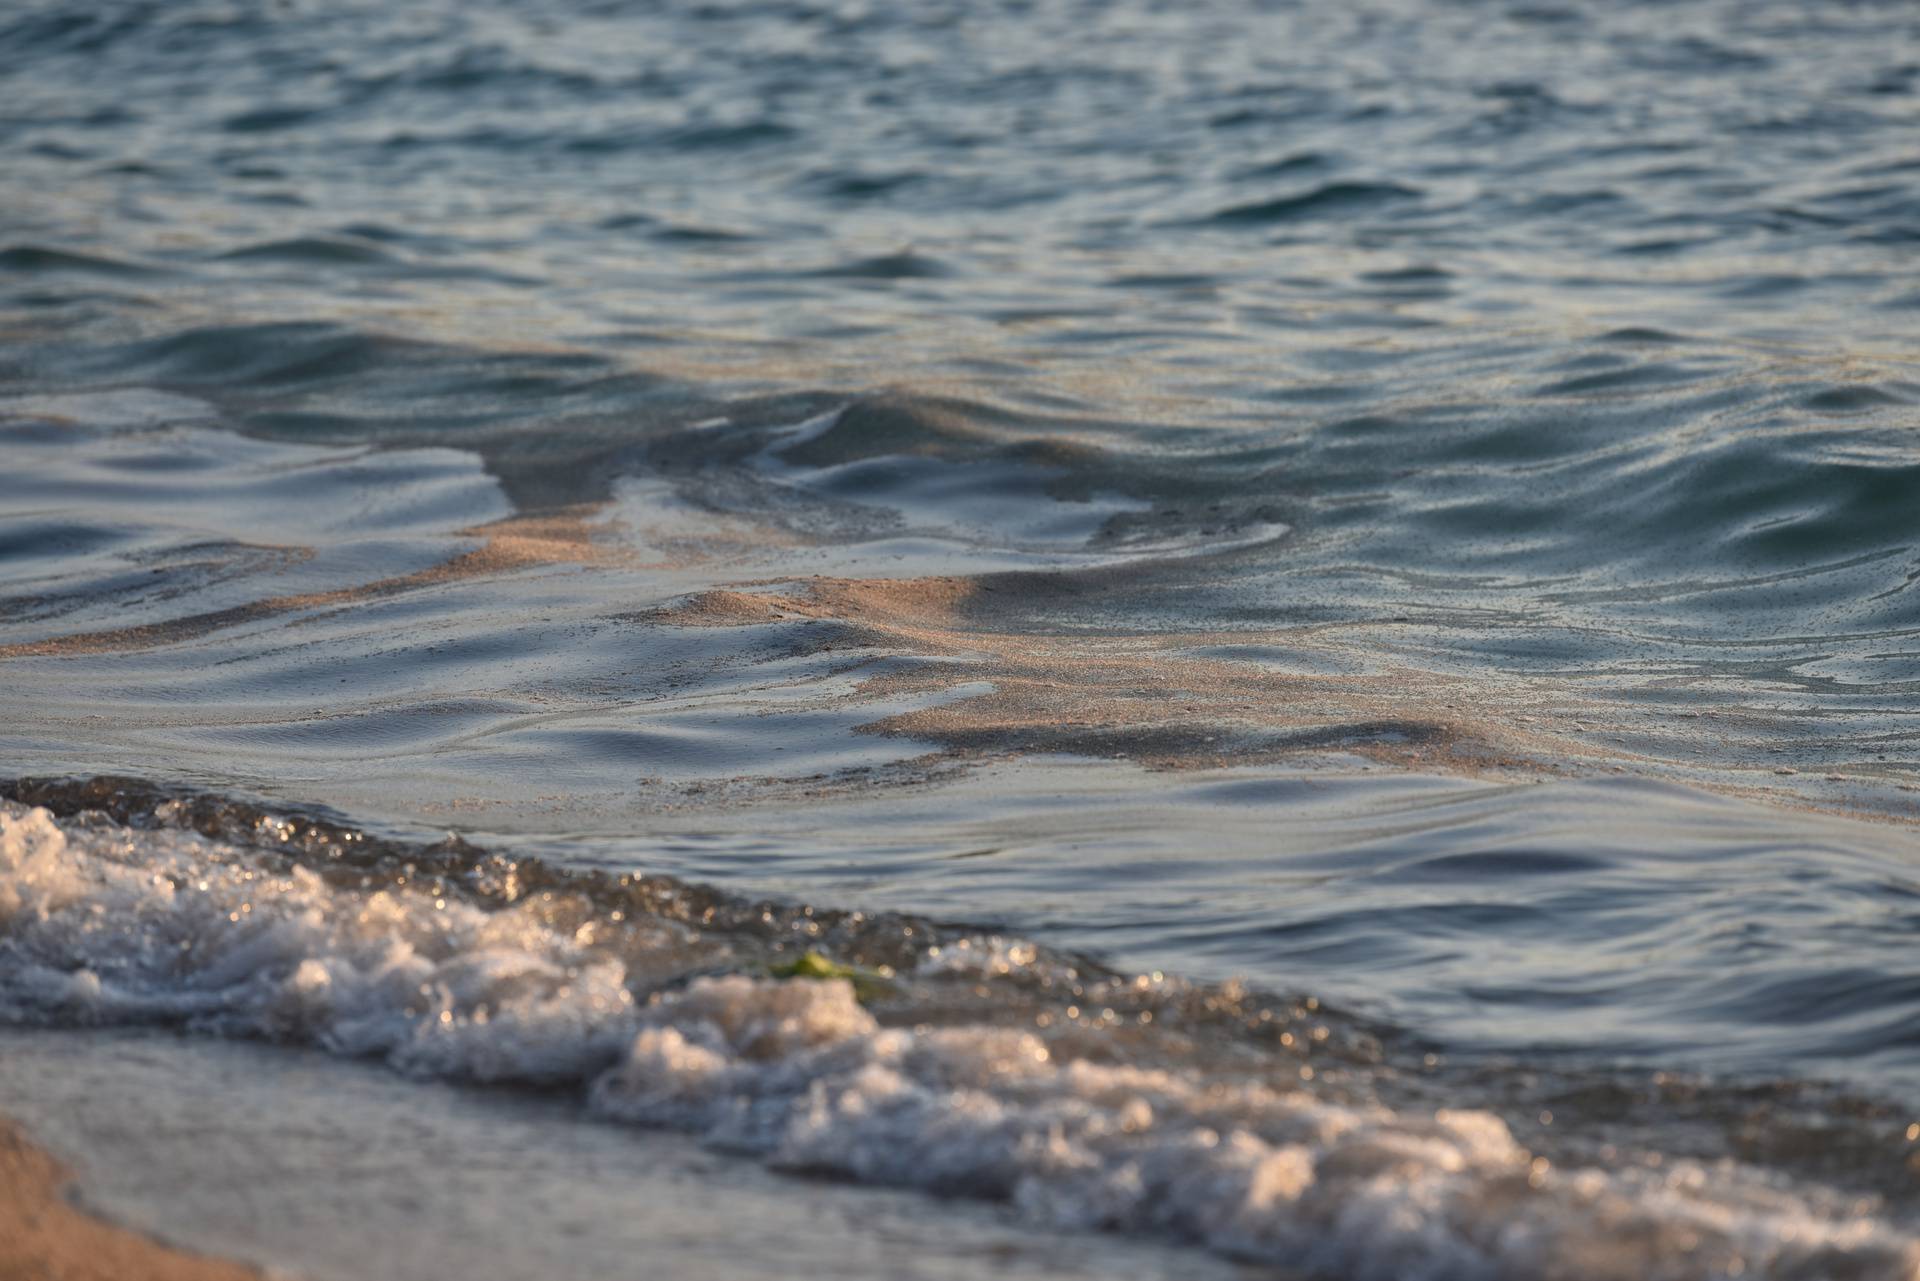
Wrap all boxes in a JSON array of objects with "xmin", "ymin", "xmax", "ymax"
[
  {"xmin": 0, "ymin": 1028, "xmax": 1262, "ymax": 1281},
  {"xmin": 0, "ymin": 1117, "xmax": 257, "ymax": 1281}
]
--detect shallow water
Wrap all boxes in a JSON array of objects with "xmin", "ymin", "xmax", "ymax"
[
  {"xmin": 3, "ymin": 1, "xmax": 1920, "ymax": 1277},
  {"xmin": 1, "ymin": 1027, "xmax": 1258, "ymax": 1281}
]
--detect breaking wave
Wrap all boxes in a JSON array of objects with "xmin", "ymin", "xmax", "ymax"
[{"xmin": 3, "ymin": 790, "xmax": 1915, "ymax": 1281}]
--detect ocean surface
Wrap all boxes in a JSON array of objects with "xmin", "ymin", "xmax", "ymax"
[{"xmin": 3, "ymin": 0, "xmax": 1919, "ymax": 1276}]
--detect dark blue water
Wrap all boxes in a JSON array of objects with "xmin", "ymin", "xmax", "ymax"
[{"xmin": 3, "ymin": 2, "xmax": 1920, "ymax": 1277}]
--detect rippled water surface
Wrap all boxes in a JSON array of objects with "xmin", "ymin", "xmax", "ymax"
[{"xmin": 3, "ymin": 1, "xmax": 1920, "ymax": 1277}]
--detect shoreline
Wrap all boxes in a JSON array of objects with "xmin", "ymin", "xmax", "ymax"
[
  {"xmin": 0, "ymin": 1026, "xmax": 1261, "ymax": 1281},
  {"xmin": 0, "ymin": 1116, "xmax": 259, "ymax": 1281}
]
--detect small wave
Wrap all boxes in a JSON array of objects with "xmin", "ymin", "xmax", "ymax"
[
  {"xmin": 1534, "ymin": 360, "xmax": 1706, "ymax": 396},
  {"xmin": 808, "ymin": 251, "xmax": 955, "ymax": 280},
  {"xmin": 1614, "ymin": 235, "xmax": 1720, "ymax": 256},
  {"xmin": 591, "ymin": 981, "xmax": 1914, "ymax": 1281},
  {"xmin": 221, "ymin": 104, "xmax": 325, "ymax": 133},
  {"xmin": 1235, "ymin": 151, "xmax": 1335, "ymax": 180},
  {"xmin": 355, "ymin": 48, "xmax": 602, "ymax": 97},
  {"xmin": 1715, "ymin": 273, "xmax": 1809, "ymax": 298},
  {"xmin": 666, "ymin": 119, "xmax": 797, "ymax": 150},
  {"xmin": 1204, "ymin": 182, "xmax": 1422, "ymax": 226},
  {"xmin": 596, "ymin": 213, "xmax": 757, "ymax": 244},
  {"xmin": 216, "ymin": 236, "xmax": 396, "ymax": 266},
  {"xmin": 768, "ymin": 397, "xmax": 1030, "ymax": 466},
  {"xmin": 86, "ymin": 322, "xmax": 448, "ymax": 390},
  {"xmin": 804, "ymin": 169, "xmax": 928, "ymax": 201},
  {"xmin": 566, "ymin": 120, "xmax": 797, "ymax": 154},
  {"xmin": 1, "ymin": 793, "xmax": 1915, "ymax": 1281},
  {"xmin": 0, "ymin": 244, "xmax": 161, "ymax": 277},
  {"xmin": 1359, "ymin": 264, "xmax": 1453, "ymax": 283},
  {"xmin": 0, "ymin": 8, "xmax": 156, "ymax": 58},
  {"xmin": 64, "ymin": 322, "xmax": 614, "ymax": 408},
  {"xmin": 1596, "ymin": 326, "xmax": 1689, "ymax": 344},
  {"xmin": 330, "ymin": 221, "xmax": 422, "ymax": 244},
  {"xmin": 1806, "ymin": 385, "xmax": 1912, "ymax": 412},
  {"xmin": 1104, "ymin": 272, "xmax": 1223, "ymax": 291},
  {"xmin": 655, "ymin": 223, "xmax": 756, "ymax": 244}
]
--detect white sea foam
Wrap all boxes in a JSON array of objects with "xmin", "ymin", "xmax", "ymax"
[
  {"xmin": 2, "ymin": 802, "xmax": 1915, "ymax": 1281},
  {"xmin": 0, "ymin": 802, "xmax": 641, "ymax": 1082},
  {"xmin": 593, "ymin": 976, "xmax": 1916, "ymax": 1281}
]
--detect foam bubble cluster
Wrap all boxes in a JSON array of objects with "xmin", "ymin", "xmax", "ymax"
[
  {"xmin": 2, "ymin": 802, "xmax": 1914, "ymax": 1281},
  {"xmin": 593, "ymin": 975, "xmax": 1915, "ymax": 1281},
  {"xmin": 0, "ymin": 802, "xmax": 642, "ymax": 1081}
]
